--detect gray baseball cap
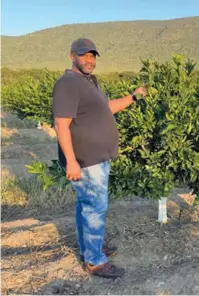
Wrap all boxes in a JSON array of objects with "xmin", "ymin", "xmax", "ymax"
[{"xmin": 70, "ymin": 38, "xmax": 100, "ymax": 56}]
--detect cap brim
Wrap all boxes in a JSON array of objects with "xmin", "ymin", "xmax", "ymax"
[{"xmin": 77, "ymin": 48, "xmax": 100, "ymax": 57}]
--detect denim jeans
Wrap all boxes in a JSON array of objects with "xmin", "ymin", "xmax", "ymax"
[{"xmin": 71, "ymin": 161, "xmax": 110, "ymax": 266}]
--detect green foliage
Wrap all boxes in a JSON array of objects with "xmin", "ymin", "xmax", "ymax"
[
  {"xmin": 1, "ymin": 67, "xmax": 62, "ymax": 86},
  {"xmin": 1, "ymin": 68, "xmax": 20, "ymax": 86},
  {"xmin": 109, "ymin": 55, "xmax": 199, "ymax": 199},
  {"xmin": 25, "ymin": 160, "xmax": 68, "ymax": 191},
  {"xmin": 194, "ymin": 195, "xmax": 199, "ymax": 206},
  {"xmin": 97, "ymin": 71, "xmax": 136, "ymax": 84},
  {"xmin": 2, "ymin": 69, "xmax": 60, "ymax": 125}
]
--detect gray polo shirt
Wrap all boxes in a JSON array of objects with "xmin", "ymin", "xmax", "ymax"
[{"xmin": 52, "ymin": 69, "xmax": 118, "ymax": 168}]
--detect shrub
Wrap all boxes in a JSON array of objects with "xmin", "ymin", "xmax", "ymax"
[
  {"xmin": 109, "ymin": 55, "xmax": 199, "ymax": 200},
  {"xmin": 1, "ymin": 69, "xmax": 60, "ymax": 125}
]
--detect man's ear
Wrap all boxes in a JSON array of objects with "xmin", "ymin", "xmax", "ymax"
[{"xmin": 70, "ymin": 52, "xmax": 76, "ymax": 62}]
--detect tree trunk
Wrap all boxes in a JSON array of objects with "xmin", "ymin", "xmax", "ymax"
[{"xmin": 158, "ymin": 197, "xmax": 168, "ymax": 223}]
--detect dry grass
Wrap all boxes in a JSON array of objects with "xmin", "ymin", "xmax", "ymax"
[
  {"xmin": 2, "ymin": 128, "xmax": 56, "ymax": 147},
  {"xmin": 1, "ymin": 112, "xmax": 37, "ymax": 129},
  {"xmin": 1, "ymin": 168, "xmax": 75, "ymax": 220},
  {"xmin": 1, "ymin": 127, "xmax": 19, "ymax": 138},
  {"xmin": 1, "ymin": 111, "xmax": 56, "ymax": 147},
  {"xmin": 1, "ymin": 169, "xmax": 28, "ymax": 207},
  {"xmin": 1, "ymin": 127, "xmax": 19, "ymax": 146},
  {"xmin": 1, "ymin": 112, "xmax": 74, "ymax": 220},
  {"xmin": 1, "ymin": 214, "xmax": 82, "ymax": 295},
  {"xmin": 40, "ymin": 122, "xmax": 56, "ymax": 138}
]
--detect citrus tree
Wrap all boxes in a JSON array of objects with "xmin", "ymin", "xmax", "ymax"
[
  {"xmin": 109, "ymin": 55, "xmax": 199, "ymax": 222},
  {"xmin": 1, "ymin": 69, "xmax": 59, "ymax": 125}
]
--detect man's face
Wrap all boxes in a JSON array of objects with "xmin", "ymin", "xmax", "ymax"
[{"xmin": 71, "ymin": 52, "xmax": 96, "ymax": 75}]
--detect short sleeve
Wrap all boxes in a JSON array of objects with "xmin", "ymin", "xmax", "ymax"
[
  {"xmin": 98, "ymin": 84, "xmax": 109, "ymax": 103},
  {"xmin": 52, "ymin": 77, "xmax": 79, "ymax": 118}
]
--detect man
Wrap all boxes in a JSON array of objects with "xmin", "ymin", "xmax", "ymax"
[{"xmin": 53, "ymin": 38, "xmax": 146, "ymax": 278}]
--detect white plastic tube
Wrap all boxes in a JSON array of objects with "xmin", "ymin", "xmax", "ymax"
[
  {"xmin": 158, "ymin": 197, "xmax": 168, "ymax": 223},
  {"xmin": 37, "ymin": 121, "xmax": 41, "ymax": 129}
]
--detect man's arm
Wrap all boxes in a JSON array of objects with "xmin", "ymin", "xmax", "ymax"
[
  {"xmin": 108, "ymin": 87, "xmax": 146, "ymax": 114},
  {"xmin": 54, "ymin": 117, "xmax": 81, "ymax": 181},
  {"xmin": 108, "ymin": 94, "xmax": 134, "ymax": 114}
]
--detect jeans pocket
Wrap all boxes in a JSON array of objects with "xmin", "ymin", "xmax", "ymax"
[{"xmin": 71, "ymin": 168, "xmax": 96, "ymax": 207}]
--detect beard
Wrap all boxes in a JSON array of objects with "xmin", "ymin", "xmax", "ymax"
[{"xmin": 74, "ymin": 61, "xmax": 95, "ymax": 75}]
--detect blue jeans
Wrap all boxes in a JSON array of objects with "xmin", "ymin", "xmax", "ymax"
[{"xmin": 71, "ymin": 161, "xmax": 110, "ymax": 266}]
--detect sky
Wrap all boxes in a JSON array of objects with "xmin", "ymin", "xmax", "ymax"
[{"xmin": 1, "ymin": 0, "xmax": 199, "ymax": 36}]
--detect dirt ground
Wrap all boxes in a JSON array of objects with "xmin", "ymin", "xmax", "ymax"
[{"xmin": 1, "ymin": 112, "xmax": 199, "ymax": 295}]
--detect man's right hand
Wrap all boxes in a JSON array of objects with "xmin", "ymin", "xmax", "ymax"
[{"xmin": 66, "ymin": 160, "xmax": 81, "ymax": 181}]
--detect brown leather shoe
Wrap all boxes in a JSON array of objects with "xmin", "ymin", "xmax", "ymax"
[
  {"xmin": 79, "ymin": 246, "xmax": 117, "ymax": 262},
  {"xmin": 85, "ymin": 262, "xmax": 125, "ymax": 278}
]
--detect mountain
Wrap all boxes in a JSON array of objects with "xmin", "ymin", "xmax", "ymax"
[{"xmin": 2, "ymin": 17, "xmax": 199, "ymax": 73}]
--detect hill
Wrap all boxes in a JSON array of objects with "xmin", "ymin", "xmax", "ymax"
[{"xmin": 2, "ymin": 17, "xmax": 199, "ymax": 73}]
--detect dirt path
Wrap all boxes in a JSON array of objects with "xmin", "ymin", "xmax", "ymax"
[
  {"xmin": 1, "ymin": 112, "xmax": 199, "ymax": 295},
  {"xmin": 2, "ymin": 195, "xmax": 199, "ymax": 295}
]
